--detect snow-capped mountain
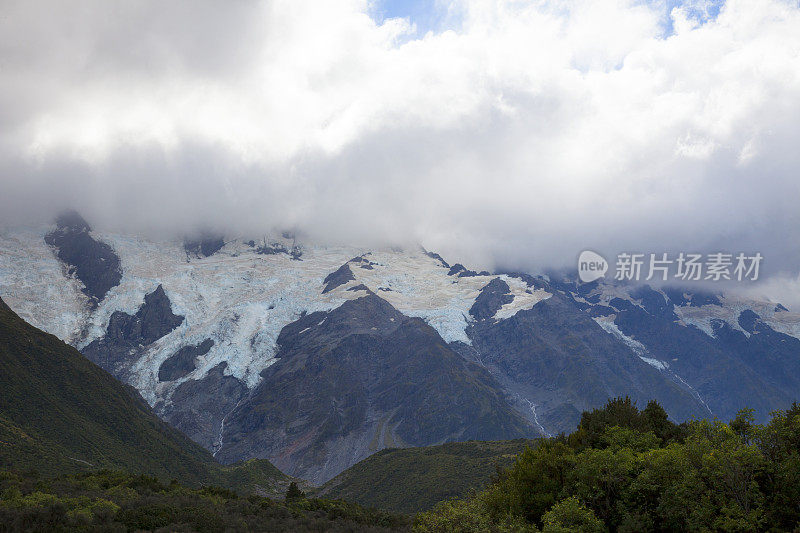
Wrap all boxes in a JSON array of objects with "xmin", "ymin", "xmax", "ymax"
[{"xmin": 2, "ymin": 213, "xmax": 799, "ymax": 483}]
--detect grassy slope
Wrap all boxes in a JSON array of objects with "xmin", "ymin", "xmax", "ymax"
[
  {"xmin": 0, "ymin": 296, "xmax": 288, "ymax": 495},
  {"xmin": 318, "ymin": 439, "xmax": 536, "ymax": 513}
]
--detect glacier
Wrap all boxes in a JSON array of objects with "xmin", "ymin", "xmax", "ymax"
[{"xmin": 0, "ymin": 227, "xmax": 551, "ymax": 407}]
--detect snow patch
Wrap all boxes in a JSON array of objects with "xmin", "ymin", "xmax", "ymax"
[
  {"xmin": 593, "ymin": 315, "xmax": 713, "ymax": 415},
  {"xmin": 351, "ymin": 250, "xmax": 550, "ymax": 344},
  {"xmin": 0, "ymin": 230, "xmax": 553, "ymax": 408},
  {"xmin": 673, "ymin": 301, "xmax": 751, "ymax": 338},
  {"xmin": 639, "ymin": 357, "xmax": 668, "ymax": 371},
  {"xmin": 594, "ymin": 315, "xmax": 648, "ymax": 356},
  {"xmin": 95, "ymin": 235, "xmax": 369, "ymax": 396},
  {"xmin": 494, "ymin": 277, "xmax": 552, "ymax": 321},
  {"xmin": 0, "ymin": 228, "xmax": 89, "ymax": 343},
  {"xmin": 594, "ymin": 315, "xmax": 671, "ymax": 371}
]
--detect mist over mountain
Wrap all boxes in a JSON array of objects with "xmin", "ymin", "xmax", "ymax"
[
  {"xmin": 1, "ymin": 0, "xmax": 800, "ymax": 289},
  {"xmin": 2, "ymin": 2, "xmax": 800, "ymax": 530},
  {"xmin": 3, "ymin": 211, "xmax": 800, "ymax": 486}
]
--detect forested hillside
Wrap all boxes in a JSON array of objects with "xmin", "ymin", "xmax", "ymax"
[
  {"xmin": 0, "ymin": 296, "xmax": 290, "ymax": 495},
  {"xmin": 416, "ymin": 398, "xmax": 800, "ymax": 532}
]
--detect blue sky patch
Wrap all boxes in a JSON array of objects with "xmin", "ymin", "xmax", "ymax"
[{"xmin": 370, "ymin": 0, "xmax": 457, "ymax": 35}]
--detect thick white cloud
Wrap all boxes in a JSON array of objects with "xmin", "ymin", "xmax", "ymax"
[{"xmin": 1, "ymin": 0, "xmax": 799, "ymax": 279}]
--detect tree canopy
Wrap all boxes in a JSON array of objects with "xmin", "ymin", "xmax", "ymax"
[{"xmin": 416, "ymin": 398, "xmax": 800, "ymax": 532}]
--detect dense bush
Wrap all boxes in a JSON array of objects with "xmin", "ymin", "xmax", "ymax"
[
  {"xmin": 0, "ymin": 469, "xmax": 410, "ymax": 532},
  {"xmin": 416, "ymin": 398, "xmax": 800, "ymax": 532},
  {"xmin": 4, "ymin": 397, "xmax": 799, "ymax": 531}
]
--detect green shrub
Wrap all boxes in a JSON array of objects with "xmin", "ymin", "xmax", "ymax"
[
  {"xmin": 541, "ymin": 497, "xmax": 604, "ymax": 533},
  {"xmin": 415, "ymin": 400, "xmax": 800, "ymax": 532}
]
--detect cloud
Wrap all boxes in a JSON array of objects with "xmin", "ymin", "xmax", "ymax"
[{"xmin": 1, "ymin": 0, "xmax": 799, "ymax": 280}]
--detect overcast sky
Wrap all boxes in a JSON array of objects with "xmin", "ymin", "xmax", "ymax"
[{"xmin": 1, "ymin": 0, "xmax": 799, "ymax": 294}]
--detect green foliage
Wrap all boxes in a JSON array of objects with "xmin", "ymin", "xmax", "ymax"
[
  {"xmin": 567, "ymin": 397, "xmax": 686, "ymax": 450},
  {"xmin": 4, "ymin": 296, "xmax": 799, "ymax": 531},
  {"xmin": 416, "ymin": 399, "xmax": 800, "ymax": 532},
  {"xmin": 208, "ymin": 457, "xmax": 289, "ymax": 495},
  {"xmin": 481, "ymin": 440, "xmax": 575, "ymax": 523},
  {"xmin": 0, "ymin": 469, "xmax": 410, "ymax": 532},
  {"xmin": 286, "ymin": 481, "xmax": 306, "ymax": 501},
  {"xmin": 0, "ymin": 298, "xmax": 290, "ymax": 496},
  {"xmin": 415, "ymin": 497, "xmax": 537, "ymax": 533},
  {"xmin": 289, "ymin": 497, "xmax": 410, "ymax": 529},
  {"xmin": 541, "ymin": 496, "xmax": 604, "ymax": 533},
  {"xmin": 0, "ymin": 298, "xmax": 209, "ymax": 482},
  {"xmin": 415, "ymin": 498, "xmax": 496, "ymax": 533},
  {"xmin": 321, "ymin": 439, "xmax": 534, "ymax": 513}
]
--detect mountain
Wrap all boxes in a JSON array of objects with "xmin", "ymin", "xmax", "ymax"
[
  {"xmin": 543, "ymin": 277, "xmax": 800, "ymax": 427},
  {"xmin": 213, "ymin": 291, "xmax": 535, "ymax": 483},
  {"xmin": 462, "ymin": 285, "xmax": 705, "ymax": 433},
  {"xmin": 318, "ymin": 439, "xmax": 536, "ymax": 513},
  {"xmin": 0, "ymin": 295, "xmax": 289, "ymax": 495},
  {"xmin": 43, "ymin": 210, "xmax": 122, "ymax": 305},
  {"xmin": 1, "ymin": 214, "xmax": 799, "ymax": 482}
]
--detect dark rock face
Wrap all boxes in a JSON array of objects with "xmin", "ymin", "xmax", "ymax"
[
  {"xmin": 44, "ymin": 211, "xmax": 122, "ymax": 304},
  {"xmin": 683, "ymin": 290, "xmax": 722, "ymax": 307},
  {"xmin": 349, "ymin": 255, "xmax": 377, "ymax": 270},
  {"xmin": 214, "ymin": 293, "xmax": 535, "ymax": 484},
  {"xmin": 447, "ymin": 264, "xmax": 464, "ymax": 276},
  {"xmin": 469, "ymin": 278, "xmax": 513, "ymax": 320},
  {"xmin": 447, "ymin": 264, "xmax": 478, "ymax": 277},
  {"xmin": 662, "ymin": 287, "xmax": 690, "ymax": 307},
  {"xmin": 83, "ymin": 285, "xmax": 184, "ymax": 378},
  {"xmin": 630, "ymin": 285, "xmax": 673, "ymax": 317},
  {"xmin": 108, "ymin": 286, "xmax": 184, "ymax": 346},
  {"xmin": 712, "ymin": 313, "xmax": 800, "ymax": 401},
  {"xmin": 611, "ymin": 292, "xmax": 794, "ymax": 423},
  {"xmin": 737, "ymin": 310, "xmax": 762, "ymax": 334},
  {"xmin": 499, "ymin": 272, "xmax": 550, "ymax": 291},
  {"xmin": 422, "ymin": 249, "xmax": 450, "ymax": 269},
  {"xmin": 539, "ymin": 281, "xmax": 800, "ymax": 425},
  {"xmin": 322, "ymin": 263, "xmax": 356, "ymax": 294},
  {"xmin": 158, "ymin": 339, "xmax": 215, "ymax": 382},
  {"xmin": 184, "ymin": 235, "xmax": 225, "ymax": 258},
  {"xmin": 609, "ymin": 297, "xmax": 637, "ymax": 312},
  {"xmin": 254, "ymin": 240, "xmax": 302, "ymax": 259},
  {"xmin": 466, "ymin": 291, "xmax": 707, "ymax": 434},
  {"xmin": 160, "ymin": 362, "xmax": 247, "ymax": 452},
  {"xmin": 256, "ymin": 243, "xmax": 287, "ymax": 255},
  {"xmin": 587, "ymin": 305, "xmax": 615, "ymax": 317}
]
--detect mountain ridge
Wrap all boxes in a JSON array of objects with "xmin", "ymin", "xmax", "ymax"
[
  {"xmin": 0, "ymin": 295, "xmax": 291, "ymax": 495},
  {"xmin": 215, "ymin": 290, "xmax": 537, "ymax": 483},
  {"xmin": 1, "ymin": 217, "xmax": 799, "ymax": 483}
]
